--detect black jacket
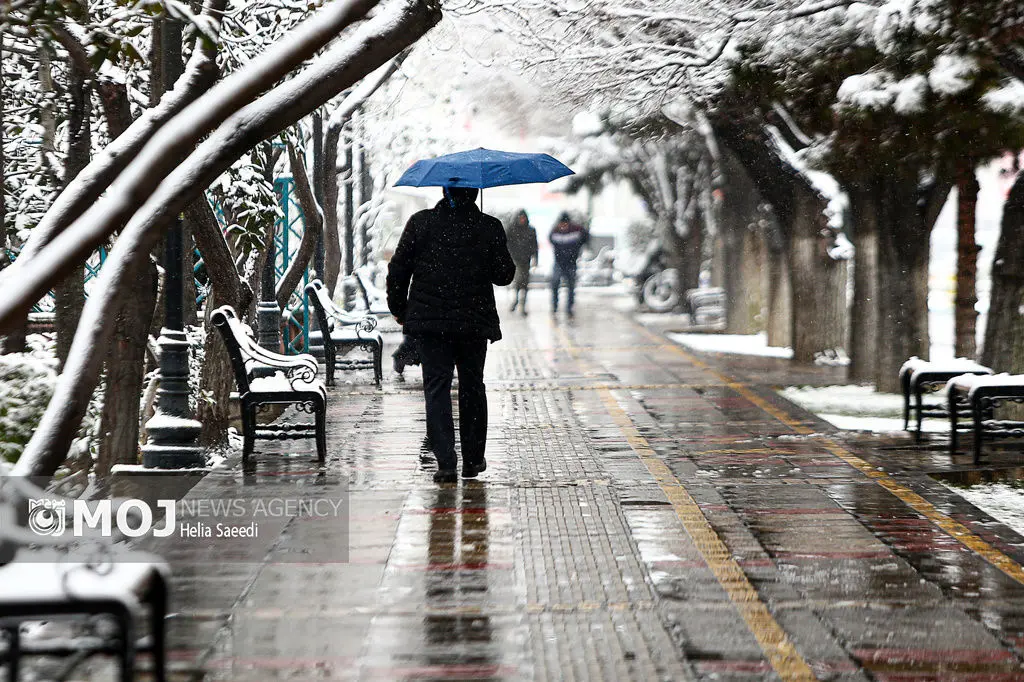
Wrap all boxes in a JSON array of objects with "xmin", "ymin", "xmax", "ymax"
[
  {"xmin": 386, "ymin": 199, "xmax": 516, "ymax": 341},
  {"xmin": 507, "ymin": 223, "xmax": 538, "ymax": 267}
]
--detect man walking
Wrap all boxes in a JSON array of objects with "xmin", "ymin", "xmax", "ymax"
[
  {"xmin": 549, "ymin": 212, "xmax": 589, "ymax": 318},
  {"xmin": 387, "ymin": 187, "xmax": 516, "ymax": 483},
  {"xmin": 506, "ymin": 209, "xmax": 538, "ymax": 315}
]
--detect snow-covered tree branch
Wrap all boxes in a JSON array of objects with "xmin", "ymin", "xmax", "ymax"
[{"xmin": 10, "ymin": 0, "xmax": 443, "ymax": 477}]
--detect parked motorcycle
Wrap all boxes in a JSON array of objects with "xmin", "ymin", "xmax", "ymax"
[{"xmin": 633, "ymin": 242, "xmax": 680, "ymax": 313}]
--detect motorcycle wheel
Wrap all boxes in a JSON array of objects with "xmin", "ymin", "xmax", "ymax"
[{"xmin": 642, "ymin": 269, "xmax": 680, "ymax": 313}]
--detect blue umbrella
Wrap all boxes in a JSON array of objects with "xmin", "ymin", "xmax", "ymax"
[{"xmin": 394, "ymin": 147, "xmax": 574, "ymax": 189}]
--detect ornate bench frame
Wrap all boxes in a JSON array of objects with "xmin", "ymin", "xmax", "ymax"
[
  {"xmin": 305, "ymin": 280, "xmax": 383, "ymax": 387},
  {"xmin": 211, "ymin": 306, "xmax": 326, "ymax": 463}
]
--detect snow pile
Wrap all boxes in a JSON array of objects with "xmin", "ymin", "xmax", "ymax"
[
  {"xmin": 982, "ymin": 80, "xmax": 1024, "ymax": 116},
  {"xmin": 0, "ymin": 350, "xmax": 58, "ymax": 463},
  {"xmin": 941, "ymin": 482, "xmax": 1024, "ymax": 539},
  {"xmin": 928, "ymin": 54, "xmax": 977, "ymax": 96},
  {"xmin": 781, "ymin": 384, "xmax": 902, "ymax": 418},
  {"xmin": 892, "ymin": 73, "xmax": 928, "ymax": 114},
  {"xmin": 837, "ymin": 71, "xmax": 895, "ymax": 110},
  {"xmin": 780, "ymin": 384, "xmax": 946, "ymax": 432},
  {"xmin": 668, "ymin": 332, "xmax": 793, "ymax": 359}
]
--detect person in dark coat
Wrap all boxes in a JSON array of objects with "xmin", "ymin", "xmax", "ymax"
[
  {"xmin": 506, "ymin": 209, "xmax": 538, "ymax": 315},
  {"xmin": 386, "ymin": 186, "xmax": 516, "ymax": 483},
  {"xmin": 549, "ymin": 211, "xmax": 589, "ymax": 318}
]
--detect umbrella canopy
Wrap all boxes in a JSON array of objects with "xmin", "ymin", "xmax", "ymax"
[{"xmin": 394, "ymin": 147, "xmax": 574, "ymax": 189}]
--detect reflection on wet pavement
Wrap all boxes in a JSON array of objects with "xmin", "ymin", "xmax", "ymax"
[{"xmin": 147, "ymin": 289, "xmax": 1024, "ymax": 681}]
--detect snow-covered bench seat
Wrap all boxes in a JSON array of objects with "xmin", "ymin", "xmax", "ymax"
[
  {"xmin": 898, "ymin": 356, "xmax": 993, "ymax": 442},
  {"xmin": 0, "ymin": 547, "xmax": 169, "ymax": 682},
  {"xmin": 211, "ymin": 305, "xmax": 326, "ymax": 463},
  {"xmin": 947, "ymin": 373, "xmax": 1024, "ymax": 463},
  {"xmin": 305, "ymin": 279, "xmax": 383, "ymax": 387}
]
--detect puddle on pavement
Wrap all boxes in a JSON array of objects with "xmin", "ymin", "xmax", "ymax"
[{"xmin": 932, "ymin": 468, "xmax": 1024, "ymax": 538}]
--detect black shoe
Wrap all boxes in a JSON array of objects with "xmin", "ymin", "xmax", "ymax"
[
  {"xmin": 462, "ymin": 458, "xmax": 487, "ymax": 478},
  {"xmin": 510, "ymin": 301, "xmax": 518, "ymax": 312},
  {"xmin": 520, "ymin": 308, "xmax": 528, "ymax": 317},
  {"xmin": 434, "ymin": 469, "xmax": 457, "ymax": 483}
]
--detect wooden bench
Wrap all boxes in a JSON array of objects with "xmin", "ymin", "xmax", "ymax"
[
  {"xmin": 947, "ymin": 373, "xmax": 1024, "ymax": 463},
  {"xmin": 211, "ymin": 306, "xmax": 326, "ymax": 463},
  {"xmin": 0, "ymin": 479, "xmax": 169, "ymax": 682},
  {"xmin": 899, "ymin": 357, "xmax": 993, "ymax": 442},
  {"xmin": 305, "ymin": 280, "xmax": 383, "ymax": 387}
]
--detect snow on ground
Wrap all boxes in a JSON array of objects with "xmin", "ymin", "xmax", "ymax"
[
  {"xmin": 940, "ymin": 482, "xmax": 1024, "ymax": 539},
  {"xmin": 668, "ymin": 331, "xmax": 793, "ymax": 359},
  {"xmin": 779, "ymin": 384, "xmax": 950, "ymax": 433},
  {"xmin": 781, "ymin": 384, "xmax": 902, "ymax": 417}
]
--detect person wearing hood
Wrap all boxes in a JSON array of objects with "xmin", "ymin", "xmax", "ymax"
[
  {"xmin": 506, "ymin": 209, "xmax": 538, "ymax": 315},
  {"xmin": 549, "ymin": 211, "xmax": 589, "ymax": 318},
  {"xmin": 386, "ymin": 186, "xmax": 516, "ymax": 483}
]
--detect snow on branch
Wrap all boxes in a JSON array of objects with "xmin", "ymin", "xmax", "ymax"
[
  {"xmin": 11, "ymin": 0, "xmax": 442, "ymax": 478},
  {"xmin": 11, "ymin": 0, "xmax": 228, "ymax": 269},
  {"xmin": 0, "ymin": 0, "xmax": 380, "ymax": 332}
]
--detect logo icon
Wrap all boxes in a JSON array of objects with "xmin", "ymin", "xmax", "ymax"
[{"xmin": 28, "ymin": 499, "xmax": 66, "ymax": 536}]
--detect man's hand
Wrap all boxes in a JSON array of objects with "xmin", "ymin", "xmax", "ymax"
[{"xmin": 395, "ymin": 316, "xmax": 404, "ymax": 326}]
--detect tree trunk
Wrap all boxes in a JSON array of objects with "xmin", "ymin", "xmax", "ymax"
[
  {"xmin": 187, "ymin": 197, "xmax": 252, "ymax": 445},
  {"xmin": 322, "ymin": 58, "xmax": 401, "ymax": 295},
  {"xmin": 0, "ymin": 40, "xmax": 6, "ymax": 274},
  {"xmin": 0, "ymin": 42, "xmax": 24, "ymax": 354},
  {"xmin": 720, "ymin": 152, "xmax": 765, "ymax": 334},
  {"xmin": 197, "ymin": 293, "xmax": 235, "ymax": 446},
  {"xmin": 873, "ymin": 178, "xmax": 933, "ymax": 393},
  {"xmin": 54, "ymin": 53, "xmax": 92, "ymax": 370},
  {"xmin": 848, "ymin": 182, "xmax": 880, "ymax": 382},
  {"xmin": 276, "ymin": 143, "xmax": 323, "ymax": 309},
  {"xmin": 766, "ymin": 245, "xmax": 791, "ymax": 347},
  {"xmin": 352, "ymin": 108, "xmax": 367, "ymax": 268},
  {"xmin": 96, "ymin": 259, "xmax": 158, "ymax": 475},
  {"xmin": 323, "ymin": 115, "xmax": 345, "ymax": 296},
  {"xmin": 981, "ymin": 171, "xmax": 1024, "ymax": 373},
  {"xmin": 955, "ymin": 168, "xmax": 980, "ymax": 359},
  {"xmin": 789, "ymin": 185, "xmax": 843, "ymax": 363}
]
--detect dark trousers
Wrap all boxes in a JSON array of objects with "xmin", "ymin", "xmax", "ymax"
[
  {"xmin": 551, "ymin": 262, "xmax": 577, "ymax": 313},
  {"xmin": 418, "ymin": 334, "xmax": 488, "ymax": 471}
]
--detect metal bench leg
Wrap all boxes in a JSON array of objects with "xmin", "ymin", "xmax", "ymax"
[
  {"xmin": 972, "ymin": 400, "xmax": 984, "ymax": 465},
  {"xmin": 902, "ymin": 374, "xmax": 911, "ymax": 431},
  {"xmin": 373, "ymin": 339, "xmax": 383, "ymax": 386},
  {"xmin": 242, "ymin": 403, "xmax": 256, "ymax": 462},
  {"xmin": 112, "ymin": 603, "xmax": 136, "ymax": 682},
  {"xmin": 948, "ymin": 388, "xmax": 959, "ymax": 457},
  {"xmin": 5, "ymin": 626, "xmax": 20, "ymax": 682},
  {"xmin": 325, "ymin": 341, "xmax": 336, "ymax": 387},
  {"xmin": 149, "ymin": 573, "xmax": 168, "ymax": 682},
  {"xmin": 914, "ymin": 386, "xmax": 924, "ymax": 443},
  {"xmin": 315, "ymin": 400, "xmax": 327, "ymax": 464}
]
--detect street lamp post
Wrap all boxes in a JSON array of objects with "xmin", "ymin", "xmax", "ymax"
[
  {"xmin": 257, "ymin": 228, "xmax": 282, "ymax": 352},
  {"xmin": 142, "ymin": 215, "xmax": 204, "ymax": 468}
]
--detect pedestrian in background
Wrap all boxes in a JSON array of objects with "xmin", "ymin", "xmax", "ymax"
[
  {"xmin": 549, "ymin": 211, "xmax": 589, "ymax": 318},
  {"xmin": 386, "ymin": 186, "xmax": 516, "ymax": 483},
  {"xmin": 506, "ymin": 209, "xmax": 538, "ymax": 315}
]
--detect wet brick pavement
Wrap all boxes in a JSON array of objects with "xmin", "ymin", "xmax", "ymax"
[{"xmin": 151, "ymin": 288, "xmax": 1024, "ymax": 681}]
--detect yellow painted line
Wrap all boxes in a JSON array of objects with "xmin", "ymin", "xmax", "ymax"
[
  {"xmin": 548, "ymin": 319, "xmax": 816, "ymax": 680},
  {"xmin": 598, "ymin": 388, "xmax": 817, "ymax": 681},
  {"xmin": 636, "ymin": 323, "xmax": 1024, "ymax": 586}
]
